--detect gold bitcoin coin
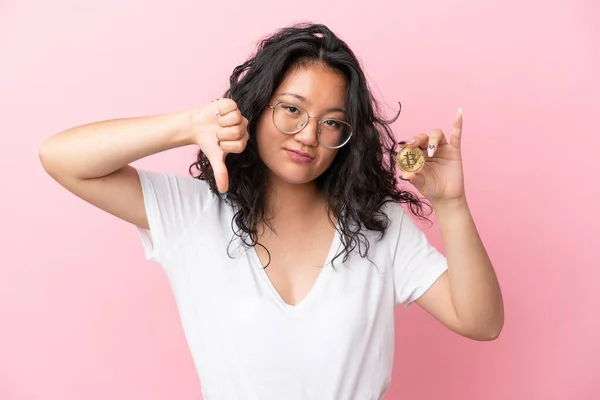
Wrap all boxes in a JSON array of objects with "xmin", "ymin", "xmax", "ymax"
[{"xmin": 396, "ymin": 146, "xmax": 425, "ymax": 173}]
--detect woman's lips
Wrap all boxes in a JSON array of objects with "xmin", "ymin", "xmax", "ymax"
[{"xmin": 285, "ymin": 149, "xmax": 314, "ymax": 164}]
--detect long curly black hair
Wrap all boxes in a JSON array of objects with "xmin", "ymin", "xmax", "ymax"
[{"xmin": 190, "ymin": 22, "xmax": 431, "ymax": 265}]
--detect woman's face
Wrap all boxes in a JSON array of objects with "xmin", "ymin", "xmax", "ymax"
[{"xmin": 255, "ymin": 63, "xmax": 348, "ymax": 186}]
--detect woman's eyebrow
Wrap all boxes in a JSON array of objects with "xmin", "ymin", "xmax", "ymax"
[{"xmin": 277, "ymin": 92, "xmax": 346, "ymax": 114}]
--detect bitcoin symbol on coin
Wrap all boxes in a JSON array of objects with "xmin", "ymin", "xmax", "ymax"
[
  {"xmin": 396, "ymin": 146, "xmax": 425, "ymax": 173},
  {"xmin": 404, "ymin": 152, "xmax": 417, "ymax": 168}
]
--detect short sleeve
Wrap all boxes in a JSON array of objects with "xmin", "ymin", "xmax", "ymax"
[
  {"xmin": 390, "ymin": 205, "xmax": 448, "ymax": 308},
  {"xmin": 136, "ymin": 168, "xmax": 215, "ymax": 263}
]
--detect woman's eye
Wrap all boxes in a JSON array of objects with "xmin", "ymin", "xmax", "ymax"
[
  {"xmin": 284, "ymin": 106, "xmax": 299, "ymax": 114},
  {"xmin": 324, "ymin": 120, "xmax": 340, "ymax": 128}
]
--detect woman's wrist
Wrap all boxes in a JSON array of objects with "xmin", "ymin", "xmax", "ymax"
[{"xmin": 165, "ymin": 110, "xmax": 196, "ymax": 148}]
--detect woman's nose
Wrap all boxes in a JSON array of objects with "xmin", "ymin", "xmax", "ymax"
[{"xmin": 294, "ymin": 117, "xmax": 319, "ymax": 146}]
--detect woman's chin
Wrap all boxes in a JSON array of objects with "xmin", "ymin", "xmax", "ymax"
[{"xmin": 269, "ymin": 169, "xmax": 319, "ymax": 186}]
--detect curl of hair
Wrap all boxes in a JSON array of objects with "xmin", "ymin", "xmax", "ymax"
[{"xmin": 189, "ymin": 22, "xmax": 431, "ymax": 266}]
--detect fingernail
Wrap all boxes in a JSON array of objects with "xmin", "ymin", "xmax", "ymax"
[
  {"xmin": 399, "ymin": 176, "xmax": 409, "ymax": 181},
  {"xmin": 428, "ymin": 144, "xmax": 435, "ymax": 157},
  {"xmin": 220, "ymin": 192, "xmax": 228, "ymax": 200},
  {"xmin": 407, "ymin": 139, "xmax": 416, "ymax": 145},
  {"xmin": 458, "ymin": 108, "xmax": 463, "ymax": 114}
]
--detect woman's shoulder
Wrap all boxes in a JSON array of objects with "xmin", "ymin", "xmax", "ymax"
[
  {"xmin": 345, "ymin": 200, "xmax": 407, "ymax": 244},
  {"xmin": 136, "ymin": 168, "xmax": 218, "ymax": 212},
  {"xmin": 378, "ymin": 199, "xmax": 407, "ymax": 222},
  {"xmin": 137, "ymin": 168, "xmax": 212, "ymax": 192}
]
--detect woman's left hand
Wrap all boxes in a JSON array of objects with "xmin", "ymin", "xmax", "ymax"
[{"xmin": 400, "ymin": 108, "xmax": 466, "ymax": 206}]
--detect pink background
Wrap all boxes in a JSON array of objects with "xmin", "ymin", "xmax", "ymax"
[{"xmin": 1, "ymin": 0, "xmax": 598, "ymax": 399}]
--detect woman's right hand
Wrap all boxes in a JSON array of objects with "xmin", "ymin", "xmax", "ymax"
[{"xmin": 190, "ymin": 98, "xmax": 249, "ymax": 194}]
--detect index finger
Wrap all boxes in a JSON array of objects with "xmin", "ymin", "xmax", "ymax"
[{"xmin": 450, "ymin": 108, "xmax": 463, "ymax": 149}]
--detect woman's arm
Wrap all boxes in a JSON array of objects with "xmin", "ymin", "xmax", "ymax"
[
  {"xmin": 399, "ymin": 110, "xmax": 504, "ymax": 341},
  {"xmin": 416, "ymin": 198, "xmax": 504, "ymax": 341},
  {"xmin": 39, "ymin": 111, "xmax": 195, "ymax": 230},
  {"xmin": 39, "ymin": 98, "xmax": 248, "ymax": 230}
]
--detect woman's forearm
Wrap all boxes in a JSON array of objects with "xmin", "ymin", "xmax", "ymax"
[
  {"xmin": 433, "ymin": 198, "xmax": 504, "ymax": 337},
  {"xmin": 39, "ymin": 111, "xmax": 193, "ymax": 179}
]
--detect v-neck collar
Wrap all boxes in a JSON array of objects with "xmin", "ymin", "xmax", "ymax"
[{"xmin": 249, "ymin": 224, "xmax": 341, "ymax": 313}]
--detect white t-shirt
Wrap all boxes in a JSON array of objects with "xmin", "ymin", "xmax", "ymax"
[{"xmin": 136, "ymin": 168, "xmax": 448, "ymax": 400}]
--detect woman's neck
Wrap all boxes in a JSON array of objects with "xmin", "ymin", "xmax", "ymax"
[{"xmin": 264, "ymin": 177, "xmax": 326, "ymax": 222}]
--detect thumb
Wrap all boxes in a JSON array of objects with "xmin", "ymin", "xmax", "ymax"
[{"xmin": 207, "ymin": 152, "xmax": 229, "ymax": 195}]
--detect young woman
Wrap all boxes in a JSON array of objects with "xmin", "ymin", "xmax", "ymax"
[{"xmin": 39, "ymin": 23, "xmax": 503, "ymax": 400}]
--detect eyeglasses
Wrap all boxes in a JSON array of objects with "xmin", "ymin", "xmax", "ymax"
[{"xmin": 267, "ymin": 102, "xmax": 353, "ymax": 149}]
